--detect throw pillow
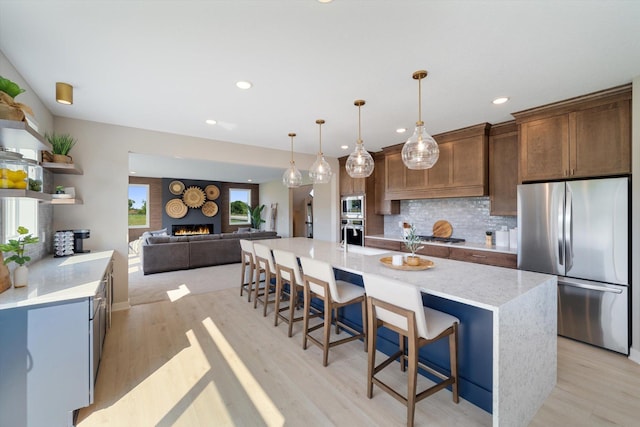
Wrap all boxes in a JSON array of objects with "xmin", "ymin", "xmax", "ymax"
[{"xmin": 149, "ymin": 228, "xmax": 168, "ymax": 236}]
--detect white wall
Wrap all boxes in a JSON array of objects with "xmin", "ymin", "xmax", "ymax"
[
  {"xmin": 52, "ymin": 117, "xmax": 337, "ymax": 308},
  {"xmin": 0, "ymin": 51, "xmax": 53, "ymax": 134},
  {"xmin": 630, "ymin": 76, "xmax": 640, "ymax": 364},
  {"xmin": 259, "ymin": 180, "xmax": 291, "ymax": 237}
]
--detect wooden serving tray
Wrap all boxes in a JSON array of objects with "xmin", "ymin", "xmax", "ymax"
[{"xmin": 379, "ymin": 256, "xmax": 434, "ymax": 271}]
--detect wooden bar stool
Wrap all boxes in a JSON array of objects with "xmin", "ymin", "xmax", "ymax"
[
  {"xmin": 299, "ymin": 256, "xmax": 367, "ymax": 366},
  {"xmin": 253, "ymin": 243, "xmax": 278, "ymax": 317},
  {"xmin": 272, "ymin": 249, "xmax": 305, "ymax": 337},
  {"xmin": 362, "ymin": 273, "xmax": 459, "ymax": 427},
  {"xmin": 239, "ymin": 239, "xmax": 261, "ymax": 302}
]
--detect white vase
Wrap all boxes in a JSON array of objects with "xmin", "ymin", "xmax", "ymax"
[{"xmin": 13, "ymin": 265, "xmax": 28, "ymax": 288}]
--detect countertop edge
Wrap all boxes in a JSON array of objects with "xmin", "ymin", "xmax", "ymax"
[{"xmin": 0, "ymin": 250, "xmax": 114, "ymax": 310}]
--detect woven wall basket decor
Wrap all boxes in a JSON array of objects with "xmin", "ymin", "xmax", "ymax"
[
  {"xmin": 201, "ymin": 201, "xmax": 219, "ymax": 217},
  {"xmin": 205, "ymin": 184, "xmax": 220, "ymax": 200},
  {"xmin": 183, "ymin": 186, "xmax": 206, "ymax": 208},
  {"xmin": 169, "ymin": 180, "xmax": 185, "ymax": 195},
  {"xmin": 165, "ymin": 198, "xmax": 188, "ymax": 218}
]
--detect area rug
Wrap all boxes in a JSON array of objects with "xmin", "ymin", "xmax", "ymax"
[{"xmin": 128, "ymin": 253, "xmax": 241, "ymax": 305}]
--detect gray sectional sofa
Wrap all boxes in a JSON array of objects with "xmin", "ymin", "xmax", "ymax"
[{"xmin": 141, "ymin": 231, "xmax": 279, "ymax": 275}]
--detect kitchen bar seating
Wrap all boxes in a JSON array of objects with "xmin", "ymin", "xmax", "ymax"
[
  {"xmin": 253, "ymin": 243, "xmax": 278, "ymax": 316},
  {"xmin": 362, "ymin": 273, "xmax": 460, "ymax": 427},
  {"xmin": 272, "ymin": 249, "xmax": 305, "ymax": 337},
  {"xmin": 299, "ymin": 256, "xmax": 367, "ymax": 366}
]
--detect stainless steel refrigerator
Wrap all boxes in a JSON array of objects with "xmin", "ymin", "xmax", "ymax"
[{"xmin": 517, "ymin": 177, "xmax": 629, "ymax": 354}]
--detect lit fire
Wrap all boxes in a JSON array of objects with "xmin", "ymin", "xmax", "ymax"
[{"xmin": 174, "ymin": 226, "xmax": 211, "ymax": 236}]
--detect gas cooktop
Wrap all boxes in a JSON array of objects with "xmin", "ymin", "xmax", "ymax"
[{"xmin": 418, "ymin": 235, "xmax": 466, "ymax": 244}]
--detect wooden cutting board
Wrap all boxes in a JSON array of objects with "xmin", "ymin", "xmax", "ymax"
[{"xmin": 432, "ymin": 220, "xmax": 453, "ymax": 238}]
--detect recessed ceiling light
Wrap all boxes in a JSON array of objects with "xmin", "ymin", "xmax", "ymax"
[
  {"xmin": 396, "ymin": 128, "xmax": 407, "ymax": 133},
  {"xmin": 205, "ymin": 119, "xmax": 217, "ymax": 125},
  {"xmin": 492, "ymin": 97, "xmax": 509, "ymax": 105},
  {"xmin": 318, "ymin": 0, "xmax": 333, "ymax": 3},
  {"xmin": 130, "ymin": 171, "xmax": 136, "ymax": 174},
  {"xmin": 236, "ymin": 81, "xmax": 252, "ymax": 90},
  {"xmin": 341, "ymin": 145, "xmax": 349, "ymax": 150},
  {"xmin": 247, "ymin": 179, "xmax": 253, "ymax": 182}
]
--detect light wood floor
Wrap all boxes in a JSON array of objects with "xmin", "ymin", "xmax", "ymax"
[{"xmin": 77, "ymin": 268, "xmax": 640, "ymax": 427}]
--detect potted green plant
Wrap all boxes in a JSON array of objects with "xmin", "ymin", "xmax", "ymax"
[
  {"xmin": 248, "ymin": 204, "xmax": 266, "ymax": 230},
  {"xmin": 0, "ymin": 226, "xmax": 39, "ymax": 288},
  {"xmin": 402, "ymin": 224, "xmax": 424, "ymax": 266},
  {"xmin": 0, "ymin": 76, "xmax": 34, "ymax": 122},
  {"xmin": 45, "ymin": 132, "xmax": 76, "ymax": 164}
]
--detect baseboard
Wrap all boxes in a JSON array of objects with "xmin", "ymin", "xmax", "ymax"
[
  {"xmin": 112, "ymin": 300, "xmax": 131, "ymax": 312},
  {"xmin": 629, "ymin": 347, "xmax": 640, "ymax": 365}
]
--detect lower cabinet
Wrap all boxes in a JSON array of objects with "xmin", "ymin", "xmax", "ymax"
[
  {"xmin": 0, "ymin": 299, "xmax": 90, "ymax": 426},
  {"xmin": 366, "ymin": 237, "xmax": 516, "ymax": 268},
  {"xmin": 0, "ymin": 282, "xmax": 109, "ymax": 426},
  {"xmin": 449, "ymin": 247, "xmax": 517, "ymax": 269}
]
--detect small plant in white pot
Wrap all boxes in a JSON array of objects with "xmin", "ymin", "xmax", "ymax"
[
  {"xmin": 0, "ymin": 226, "xmax": 39, "ymax": 288},
  {"xmin": 402, "ymin": 224, "xmax": 424, "ymax": 266}
]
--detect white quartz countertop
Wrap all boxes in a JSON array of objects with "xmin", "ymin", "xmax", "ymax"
[
  {"xmin": 254, "ymin": 238, "xmax": 554, "ymax": 311},
  {"xmin": 366, "ymin": 233, "xmax": 518, "ymax": 255},
  {"xmin": 0, "ymin": 251, "xmax": 114, "ymax": 310}
]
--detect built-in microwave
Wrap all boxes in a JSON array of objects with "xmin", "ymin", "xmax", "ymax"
[{"xmin": 341, "ymin": 195, "xmax": 364, "ymax": 218}]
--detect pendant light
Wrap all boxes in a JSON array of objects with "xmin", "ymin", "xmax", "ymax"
[
  {"xmin": 309, "ymin": 119, "xmax": 332, "ymax": 184},
  {"xmin": 346, "ymin": 100, "xmax": 374, "ymax": 178},
  {"xmin": 401, "ymin": 70, "xmax": 439, "ymax": 169},
  {"xmin": 282, "ymin": 132, "xmax": 302, "ymax": 188}
]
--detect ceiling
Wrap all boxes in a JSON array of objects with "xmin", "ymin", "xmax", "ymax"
[{"xmin": 1, "ymin": 1, "xmax": 640, "ymax": 182}]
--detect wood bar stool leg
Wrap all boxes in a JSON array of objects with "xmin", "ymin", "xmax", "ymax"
[
  {"xmin": 302, "ymin": 282, "xmax": 311, "ymax": 350},
  {"xmin": 450, "ymin": 322, "xmax": 459, "ymax": 403},
  {"xmin": 274, "ymin": 274, "xmax": 283, "ymax": 326},
  {"xmin": 361, "ymin": 298, "xmax": 367, "ymax": 351},
  {"xmin": 366, "ymin": 298, "xmax": 377, "ymax": 399},
  {"xmin": 323, "ymin": 297, "xmax": 332, "ymax": 367},
  {"xmin": 407, "ymin": 334, "xmax": 418, "ymax": 427}
]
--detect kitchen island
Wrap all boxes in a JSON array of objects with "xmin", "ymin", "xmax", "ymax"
[{"xmin": 254, "ymin": 238, "xmax": 557, "ymax": 427}]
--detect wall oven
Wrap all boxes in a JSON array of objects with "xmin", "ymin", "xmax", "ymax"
[
  {"xmin": 341, "ymin": 219, "xmax": 364, "ymax": 246},
  {"xmin": 341, "ymin": 195, "xmax": 364, "ymax": 219}
]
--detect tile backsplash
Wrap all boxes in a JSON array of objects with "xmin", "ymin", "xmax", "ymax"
[{"xmin": 383, "ymin": 197, "xmax": 517, "ymax": 244}]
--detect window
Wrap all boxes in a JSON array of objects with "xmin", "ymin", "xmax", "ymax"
[
  {"xmin": 2, "ymin": 198, "xmax": 38, "ymax": 241},
  {"xmin": 229, "ymin": 188, "xmax": 251, "ymax": 225},
  {"xmin": 128, "ymin": 184, "xmax": 149, "ymax": 228}
]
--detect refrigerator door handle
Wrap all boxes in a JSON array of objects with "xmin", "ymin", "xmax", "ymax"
[
  {"xmin": 560, "ymin": 281, "xmax": 623, "ymax": 294},
  {"xmin": 565, "ymin": 186, "xmax": 573, "ymax": 272},
  {"xmin": 558, "ymin": 193, "xmax": 564, "ymax": 266}
]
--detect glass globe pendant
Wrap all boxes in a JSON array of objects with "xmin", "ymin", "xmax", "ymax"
[
  {"xmin": 309, "ymin": 119, "xmax": 332, "ymax": 184},
  {"xmin": 346, "ymin": 99, "xmax": 374, "ymax": 178},
  {"xmin": 401, "ymin": 70, "xmax": 439, "ymax": 170},
  {"xmin": 282, "ymin": 132, "xmax": 302, "ymax": 188}
]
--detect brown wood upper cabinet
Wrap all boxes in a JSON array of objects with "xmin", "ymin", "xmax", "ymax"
[
  {"xmin": 339, "ymin": 156, "xmax": 366, "ymax": 195},
  {"xmin": 383, "ymin": 123, "xmax": 490, "ymax": 200},
  {"xmin": 514, "ymin": 85, "xmax": 631, "ymax": 182},
  {"xmin": 489, "ymin": 121, "xmax": 518, "ymax": 216},
  {"xmin": 373, "ymin": 152, "xmax": 400, "ymax": 215}
]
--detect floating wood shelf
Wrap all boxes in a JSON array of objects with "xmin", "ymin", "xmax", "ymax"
[
  {"xmin": 41, "ymin": 162, "xmax": 83, "ymax": 175},
  {"xmin": 50, "ymin": 198, "xmax": 83, "ymax": 205},
  {"xmin": 0, "ymin": 119, "xmax": 52, "ymax": 152},
  {"xmin": 0, "ymin": 189, "xmax": 52, "ymax": 201}
]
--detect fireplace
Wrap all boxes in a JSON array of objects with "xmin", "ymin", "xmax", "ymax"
[{"xmin": 172, "ymin": 224, "xmax": 214, "ymax": 236}]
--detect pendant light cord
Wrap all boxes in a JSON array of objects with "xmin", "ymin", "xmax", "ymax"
[
  {"xmin": 417, "ymin": 77, "xmax": 422, "ymax": 125},
  {"xmin": 290, "ymin": 135, "xmax": 294, "ymax": 163},
  {"xmin": 318, "ymin": 122, "xmax": 323, "ymax": 154},
  {"xmin": 358, "ymin": 104, "xmax": 362, "ymax": 144}
]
